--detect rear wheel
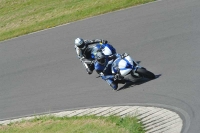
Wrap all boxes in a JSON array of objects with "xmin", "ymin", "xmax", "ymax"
[{"xmin": 136, "ymin": 67, "xmax": 155, "ymax": 79}]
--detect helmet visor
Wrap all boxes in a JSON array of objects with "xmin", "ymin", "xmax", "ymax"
[
  {"xmin": 78, "ymin": 43, "xmax": 85, "ymax": 49},
  {"xmin": 96, "ymin": 51, "xmax": 106, "ymax": 65}
]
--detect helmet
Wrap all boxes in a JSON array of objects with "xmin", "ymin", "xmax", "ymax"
[
  {"xmin": 75, "ymin": 38, "xmax": 85, "ymax": 49},
  {"xmin": 95, "ymin": 51, "xmax": 106, "ymax": 65}
]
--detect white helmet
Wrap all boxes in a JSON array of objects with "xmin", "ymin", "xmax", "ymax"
[{"xmin": 75, "ymin": 38, "xmax": 85, "ymax": 49}]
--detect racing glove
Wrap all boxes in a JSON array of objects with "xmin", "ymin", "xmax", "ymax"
[
  {"xmin": 114, "ymin": 73, "xmax": 124, "ymax": 80},
  {"xmin": 99, "ymin": 72, "xmax": 106, "ymax": 80}
]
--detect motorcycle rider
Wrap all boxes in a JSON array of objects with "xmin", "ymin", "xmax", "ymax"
[
  {"xmin": 74, "ymin": 37, "xmax": 114, "ymax": 74},
  {"xmin": 94, "ymin": 51, "xmax": 125, "ymax": 90}
]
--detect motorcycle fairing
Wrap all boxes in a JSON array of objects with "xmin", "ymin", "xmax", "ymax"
[
  {"xmin": 90, "ymin": 43, "xmax": 116, "ymax": 59},
  {"xmin": 112, "ymin": 55, "xmax": 136, "ymax": 76}
]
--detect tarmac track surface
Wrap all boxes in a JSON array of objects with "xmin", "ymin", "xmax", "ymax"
[{"xmin": 0, "ymin": 0, "xmax": 200, "ymax": 132}]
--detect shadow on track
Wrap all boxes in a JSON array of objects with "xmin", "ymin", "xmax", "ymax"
[{"xmin": 116, "ymin": 74, "xmax": 161, "ymax": 91}]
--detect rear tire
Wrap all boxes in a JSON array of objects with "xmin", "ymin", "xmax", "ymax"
[{"xmin": 136, "ymin": 67, "xmax": 155, "ymax": 79}]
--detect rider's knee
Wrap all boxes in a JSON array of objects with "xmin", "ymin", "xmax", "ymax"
[
  {"xmin": 110, "ymin": 82, "xmax": 118, "ymax": 90},
  {"xmin": 106, "ymin": 79, "xmax": 118, "ymax": 90}
]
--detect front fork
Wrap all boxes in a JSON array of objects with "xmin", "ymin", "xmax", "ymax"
[{"xmin": 132, "ymin": 60, "xmax": 142, "ymax": 77}]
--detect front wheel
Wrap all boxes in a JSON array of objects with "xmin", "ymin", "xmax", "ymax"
[
  {"xmin": 123, "ymin": 72, "xmax": 142, "ymax": 83},
  {"xmin": 136, "ymin": 67, "xmax": 155, "ymax": 79}
]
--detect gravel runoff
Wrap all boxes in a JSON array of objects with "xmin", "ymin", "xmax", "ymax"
[{"xmin": 0, "ymin": 106, "xmax": 182, "ymax": 133}]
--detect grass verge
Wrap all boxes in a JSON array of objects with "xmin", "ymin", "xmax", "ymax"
[
  {"xmin": 0, "ymin": 0, "xmax": 155, "ymax": 41},
  {"xmin": 0, "ymin": 115, "xmax": 145, "ymax": 133}
]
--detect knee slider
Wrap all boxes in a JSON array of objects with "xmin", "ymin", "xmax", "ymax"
[
  {"xmin": 106, "ymin": 79, "xmax": 118, "ymax": 90},
  {"xmin": 110, "ymin": 82, "xmax": 118, "ymax": 90}
]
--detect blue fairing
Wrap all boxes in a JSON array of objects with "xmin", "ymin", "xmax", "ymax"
[
  {"xmin": 119, "ymin": 58, "xmax": 134, "ymax": 70},
  {"xmin": 111, "ymin": 54, "xmax": 136, "ymax": 75},
  {"xmin": 101, "ymin": 44, "xmax": 116, "ymax": 54},
  {"xmin": 112, "ymin": 58, "xmax": 121, "ymax": 74},
  {"xmin": 90, "ymin": 43, "xmax": 116, "ymax": 59}
]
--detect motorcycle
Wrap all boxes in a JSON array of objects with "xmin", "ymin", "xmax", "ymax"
[
  {"xmin": 98, "ymin": 53, "xmax": 155, "ymax": 89},
  {"xmin": 111, "ymin": 53, "xmax": 155, "ymax": 82},
  {"xmin": 90, "ymin": 43, "xmax": 116, "ymax": 59}
]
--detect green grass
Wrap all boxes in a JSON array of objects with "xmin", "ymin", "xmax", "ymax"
[
  {"xmin": 0, "ymin": 115, "xmax": 145, "ymax": 133},
  {"xmin": 0, "ymin": 0, "xmax": 154, "ymax": 41}
]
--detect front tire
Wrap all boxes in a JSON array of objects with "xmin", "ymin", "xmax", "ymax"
[
  {"xmin": 136, "ymin": 67, "xmax": 155, "ymax": 79},
  {"xmin": 123, "ymin": 72, "xmax": 142, "ymax": 83}
]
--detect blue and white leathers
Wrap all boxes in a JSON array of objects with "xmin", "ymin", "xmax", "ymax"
[
  {"xmin": 94, "ymin": 55, "xmax": 118, "ymax": 89},
  {"xmin": 112, "ymin": 55, "xmax": 136, "ymax": 76},
  {"xmin": 94, "ymin": 57, "xmax": 113, "ymax": 75}
]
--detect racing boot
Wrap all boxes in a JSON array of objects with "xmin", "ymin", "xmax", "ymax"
[
  {"xmin": 110, "ymin": 81, "xmax": 118, "ymax": 91},
  {"xmin": 86, "ymin": 68, "xmax": 93, "ymax": 74},
  {"xmin": 86, "ymin": 64, "xmax": 94, "ymax": 75}
]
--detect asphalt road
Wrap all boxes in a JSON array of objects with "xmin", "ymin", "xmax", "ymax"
[{"xmin": 0, "ymin": 0, "xmax": 200, "ymax": 132}]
